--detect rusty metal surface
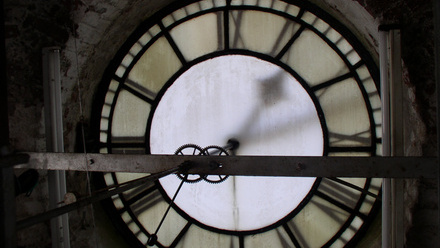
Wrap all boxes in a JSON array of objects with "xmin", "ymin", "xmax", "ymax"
[{"xmin": 16, "ymin": 152, "xmax": 438, "ymax": 178}]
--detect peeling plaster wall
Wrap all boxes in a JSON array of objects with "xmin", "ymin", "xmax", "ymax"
[{"xmin": 4, "ymin": 0, "xmax": 436, "ymax": 247}]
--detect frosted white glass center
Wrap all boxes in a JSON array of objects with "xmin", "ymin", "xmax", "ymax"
[{"xmin": 150, "ymin": 55, "xmax": 323, "ymax": 231}]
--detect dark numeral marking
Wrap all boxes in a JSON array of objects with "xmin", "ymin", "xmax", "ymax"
[
  {"xmin": 326, "ymin": 177, "xmax": 378, "ymax": 199},
  {"xmin": 282, "ymin": 224, "xmax": 302, "ymax": 248},
  {"xmin": 315, "ymin": 191, "xmax": 367, "ymax": 220},
  {"xmin": 158, "ymin": 22, "xmax": 187, "ymax": 65}
]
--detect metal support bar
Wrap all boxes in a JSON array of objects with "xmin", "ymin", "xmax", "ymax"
[
  {"xmin": 42, "ymin": 47, "xmax": 70, "ymax": 248},
  {"xmin": 389, "ymin": 29, "xmax": 405, "ymax": 248},
  {"xmin": 379, "ymin": 27, "xmax": 392, "ymax": 248},
  {"xmin": 15, "ymin": 152, "xmax": 438, "ymax": 178},
  {"xmin": 380, "ymin": 24, "xmax": 405, "ymax": 248},
  {"xmin": 16, "ymin": 166, "xmax": 180, "ymax": 230}
]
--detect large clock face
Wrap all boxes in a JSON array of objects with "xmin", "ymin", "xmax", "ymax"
[{"xmin": 93, "ymin": 0, "xmax": 383, "ymax": 247}]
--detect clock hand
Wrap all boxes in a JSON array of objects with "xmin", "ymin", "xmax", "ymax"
[
  {"xmin": 147, "ymin": 174, "xmax": 187, "ymax": 247},
  {"xmin": 225, "ymin": 138, "xmax": 240, "ymax": 154}
]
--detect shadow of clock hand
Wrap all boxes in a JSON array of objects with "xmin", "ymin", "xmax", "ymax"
[{"xmin": 229, "ymin": 69, "xmax": 320, "ymax": 155}]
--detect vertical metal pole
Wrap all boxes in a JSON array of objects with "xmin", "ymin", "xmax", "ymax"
[
  {"xmin": 434, "ymin": 0, "xmax": 440, "ymax": 244},
  {"xmin": 42, "ymin": 47, "xmax": 70, "ymax": 248},
  {"xmin": 0, "ymin": 0, "xmax": 16, "ymax": 246},
  {"xmin": 380, "ymin": 29, "xmax": 392, "ymax": 248},
  {"xmin": 389, "ymin": 29, "xmax": 404, "ymax": 248},
  {"xmin": 380, "ymin": 26, "xmax": 405, "ymax": 248}
]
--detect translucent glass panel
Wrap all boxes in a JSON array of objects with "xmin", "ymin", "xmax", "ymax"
[
  {"xmin": 100, "ymin": 80, "xmax": 119, "ymax": 142},
  {"xmin": 229, "ymin": 10, "xmax": 299, "ymax": 56},
  {"xmin": 289, "ymin": 195, "xmax": 350, "ymax": 247},
  {"xmin": 170, "ymin": 13, "xmax": 223, "ymax": 61},
  {"xmin": 162, "ymin": 0, "xmax": 227, "ymax": 28},
  {"xmin": 319, "ymin": 178, "xmax": 364, "ymax": 209},
  {"xmin": 127, "ymin": 36, "xmax": 182, "ymax": 95},
  {"xmin": 358, "ymin": 65, "xmax": 382, "ymax": 152},
  {"xmin": 116, "ymin": 172, "xmax": 150, "ymax": 196},
  {"xmin": 244, "ymin": 228, "xmax": 296, "ymax": 247},
  {"xmin": 230, "ymin": 0, "xmax": 301, "ymax": 17},
  {"xmin": 177, "ymin": 225, "xmax": 239, "ymax": 248},
  {"xmin": 279, "ymin": 179, "xmax": 377, "ymax": 247},
  {"xmin": 135, "ymin": 197, "xmax": 188, "ymax": 247},
  {"xmin": 281, "ymin": 29, "xmax": 349, "ymax": 86},
  {"xmin": 112, "ymin": 90, "xmax": 150, "ymax": 137},
  {"xmin": 316, "ymin": 79, "xmax": 371, "ymax": 147}
]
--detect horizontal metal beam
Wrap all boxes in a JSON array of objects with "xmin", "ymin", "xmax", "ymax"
[
  {"xmin": 16, "ymin": 152, "xmax": 438, "ymax": 178},
  {"xmin": 16, "ymin": 166, "xmax": 179, "ymax": 230}
]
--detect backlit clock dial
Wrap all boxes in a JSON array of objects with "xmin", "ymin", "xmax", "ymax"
[
  {"xmin": 93, "ymin": 0, "xmax": 382, "ymax": 247},
  {"xmin": 152, "ymin": 55, "xmax": 321, "ymax": 232}
]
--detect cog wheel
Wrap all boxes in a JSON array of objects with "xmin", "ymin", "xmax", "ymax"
[
  {"xmin": 201, "ymin": 145, "xmax": 229, "ymax": 184},
  {"xmin": 175, "ymin": 144, "xmax": 204, "ymax": 183}
]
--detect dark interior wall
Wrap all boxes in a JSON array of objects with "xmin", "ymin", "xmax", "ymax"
[
  {"xmin": 358, "ymin": 1, "xmax": 438, "ymax": 247},
  {"xmin": 3, "ymin": 0, "xmax": 437, "ymax": 247}
]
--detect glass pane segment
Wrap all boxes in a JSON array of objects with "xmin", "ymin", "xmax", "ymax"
[
  {"xmin": 177, "ymin": 225, "xmax": 239, "ymax": 248},
  {"xmin": 135, "ymin": 195, "xmax": 187, "ymax": 247},
  {"xmin": 111, "ymin": 194, "xmax": 124, "ymax": 210},
  {"xmin": 337, "ymin": 38, "xmax": 361, "ymax": 65},
  {"xmin": 369, "ymin": 178, "xmax": 382, "ymax": 195},
  {"xmin": 231, "ymin": 0, "xmax": 258, "ymax": 6},
  {"xmin": 164, "ymin": 0, "xmax": 227, "ymax": 28},
  {"xmin": 116, "ymin": 172, "xmax": 149, "ymax": 184},
  {"xmin": 359, "ymin": 195, "xmax": 375, "ymax": 215},
  {"xmin": 128, "ymin": 36, "xmax": 182, "ymax": 95},
  {"xmin": 244, "ymin": 228, "xmax": 296, "ymax": 247},
  {"xmin": 271, "ymin": 1, "xmax": 293, "ymax": 15},
  {"xmin": 281, "ymin": 29, "xmax": 349, "ymax": 86},
  {"xmin": 170, "ymin": 13, "xmax": 223, "ymax": 61},
  {"xmin": 100, "ymin": 80, "xmax": 119, "ymax": 142},
  {"xmin": 229, "ymin": 10, "xmax": 298, "ymax": 56},
  {"xmin": 334, "ymin": 216, "xmax": 364, "ymax": 247},
  {"xmin": 306, "ymin": 12, "xmax": 331, "ymax": 34},
  {"xmin": 129, "ymin": 42, "xmax": 143, "ymax": 56},
  {"xmin": 357, "ymin": 65, "xmax": 382, "ymax": 144},
  {"xmin": 162, "ymin": 8, "xmax": 187, "ymax": 27},
  {"xmin": 115, "ymin": 172, "xmax": 150, "ymax": 197},
  {"xmin": 320, "ymin": 178, "xmax": 363, "ymax": 209},
  {"xmin": 288, "ymin": 196, "xmax": 349, "ymax": 247},
  {"xmin": 104, "ymin": 172, "xmax": 115, "ymax": 186},
  {"xmin": 316, "ymin": 78, "xmax": 371, "ymax": 146},
  {"xmin": 302, "ymin": 11, "xmax": 319, "ymax": 25},
  {"xmin": 138, "ymin": 32, "xmax": 153, "ymax": 46},
  {"xmin": 111, "ymin": 90, "xmax": 150, "ymax": 137}
]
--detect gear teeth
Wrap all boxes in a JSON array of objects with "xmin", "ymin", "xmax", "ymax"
[
  {"xmin": 201, "ymin": 145, "xmax": 229, "ymax": 156},
  {"xmin": 203, "ymin": 175, "xmax": 229, "ymax": 184},
  {"xmin": 201, "ymin": 146, "xmax": 229, "ymax": 184},
  {"xmin": 175, "ymin": 174, "xmax": 203, "ymax": 183},
  {"xmin": 175, "ymin": 144, "xmax": 204, "ymax": 183},
  {"xmin": 175, "ymin": 144, "xmax": 204, "ymax": 155}
]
